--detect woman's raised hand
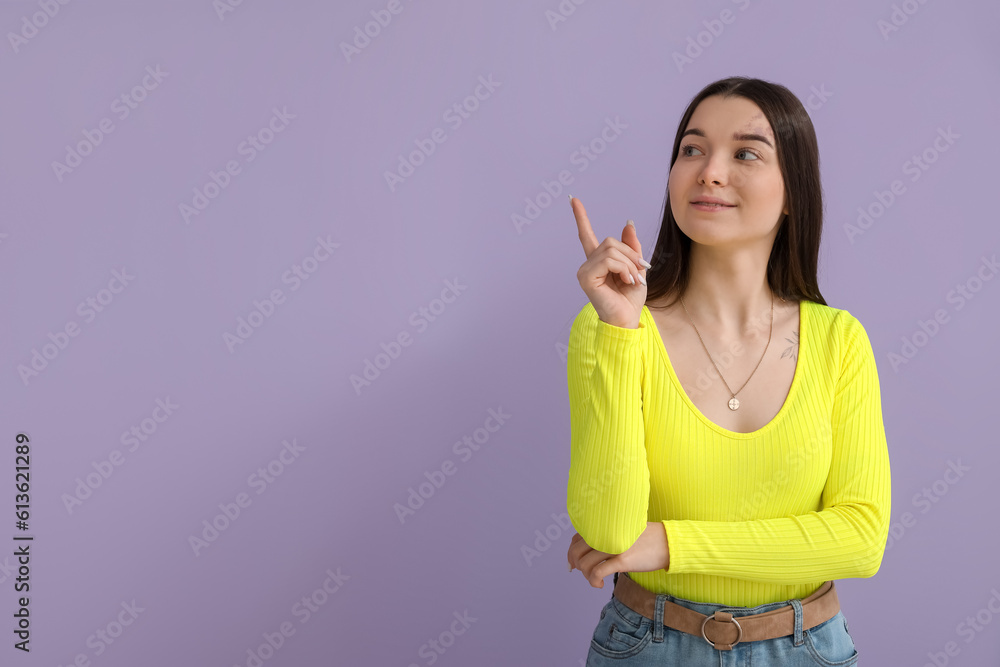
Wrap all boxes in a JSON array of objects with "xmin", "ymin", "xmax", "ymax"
[{"xmin": 571, "ymin": 196, "xmax": 650, "ymax": 329}]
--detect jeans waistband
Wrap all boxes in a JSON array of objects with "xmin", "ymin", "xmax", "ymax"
[
  {"xmin": 611, "ymin": 571, "xmax": 840, "ymax": 650},
  {"xmin": 614, "ymin": 573, "xmax": 820, "ymax": 617}
]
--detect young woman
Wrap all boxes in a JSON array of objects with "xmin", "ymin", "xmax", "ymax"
[{"xmin": 565, "ymin": 77, "xmax": 890, "ymax": 665}]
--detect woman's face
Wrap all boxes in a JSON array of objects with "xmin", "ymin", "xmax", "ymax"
[{"xmin": 668, "ymin": 95, "xmax": 788, "ymax": 248}]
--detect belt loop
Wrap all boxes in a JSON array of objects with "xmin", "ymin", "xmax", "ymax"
[
  {"xmin": 652, "ymin": 594, "xmax": 665, "ymax": 643},
  {"xmin": 789, "ymin": 598, "xmax": 804, "ymax": 646}
]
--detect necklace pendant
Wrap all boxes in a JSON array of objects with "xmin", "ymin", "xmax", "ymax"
[{"xmin": 728, "ymin": 397, "xmax": 740, "ymax": 411}]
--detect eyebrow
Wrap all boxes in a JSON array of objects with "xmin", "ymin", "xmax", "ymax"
[{"xmin": 681, "ymin": 128, "xmax": 773, "ymax": 149}]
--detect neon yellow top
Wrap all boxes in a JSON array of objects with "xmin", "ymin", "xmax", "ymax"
[{"xmin": 566, "ymin": 299, "xmax": 891, "ymax": 607}]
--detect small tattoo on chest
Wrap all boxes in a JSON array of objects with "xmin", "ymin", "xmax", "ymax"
[{"xmin": 781, "ymin": 330, "xmax": 799, "ymax": 362}]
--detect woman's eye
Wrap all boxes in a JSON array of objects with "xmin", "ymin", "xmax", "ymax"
[{"xmin": 680, "ymin": 145, "xmax": 759, "ymax": 161}]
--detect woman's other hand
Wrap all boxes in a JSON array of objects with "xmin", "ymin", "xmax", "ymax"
[{"xmin": 567, "ymin": 522, "xmax": 670, "ymax": 588}]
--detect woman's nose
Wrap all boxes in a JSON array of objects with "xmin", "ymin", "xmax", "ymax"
[{"xmin": 698, "ymin": 155, "xmax": 727, "ymax": 185}]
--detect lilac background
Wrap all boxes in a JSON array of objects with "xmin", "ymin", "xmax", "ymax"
[{"xmin": 0, "ymin": 1, "xmax": 998, "ymax": 665}]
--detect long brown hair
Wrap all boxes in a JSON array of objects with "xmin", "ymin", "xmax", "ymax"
[{"xmin": 645, "ymin": 76, "xmax": 827, "ymax": 309}]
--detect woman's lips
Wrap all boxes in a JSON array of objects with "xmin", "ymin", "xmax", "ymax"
[{"xmin": 690, "ymin": 202, "xmax": 735, "ymax": 211}]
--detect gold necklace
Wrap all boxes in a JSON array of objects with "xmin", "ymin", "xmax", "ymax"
[{"xmin": 679, "ymin": 291, "xmax": 774, "ymax": 411}]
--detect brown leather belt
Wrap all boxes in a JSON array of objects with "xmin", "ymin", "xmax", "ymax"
[{"xmin": 612, "ymin": 572, "xmax": 840, "ymax": 651}]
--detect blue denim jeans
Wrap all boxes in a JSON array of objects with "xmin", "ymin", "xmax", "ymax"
[{"xmin": 586, "ymin": 574, "xmax": 859, "ymax": 666}]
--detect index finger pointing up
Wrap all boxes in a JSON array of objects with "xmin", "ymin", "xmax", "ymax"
[{"xmin": 570, "ymin": 196, "xmax": 599, "ymax": 257}]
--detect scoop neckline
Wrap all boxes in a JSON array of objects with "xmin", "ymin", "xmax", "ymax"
[{"xmin": 642, "ymin": 299, "xmax": 807, "ymax": 440}]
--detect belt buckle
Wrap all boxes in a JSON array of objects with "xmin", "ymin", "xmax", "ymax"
[{"xmin": 700, "ymin": 611, "xmax": 743, "ymax": 649}]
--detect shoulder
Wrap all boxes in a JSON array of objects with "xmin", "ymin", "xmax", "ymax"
[
  {"xmin": 803, "ymin": 299, "xmax": 871, "ymax": 344},
  {"xmin": 804, "ymin": 301, "xmax": 877, "ymax": 383}
]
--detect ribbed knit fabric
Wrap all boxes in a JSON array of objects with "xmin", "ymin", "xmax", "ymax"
[{"xmin": 566, "ymin": 299, "xmax": 891, "ymax": 607}]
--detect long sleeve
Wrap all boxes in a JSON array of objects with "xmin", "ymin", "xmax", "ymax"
[
  {"xmin": 661, "ymin": 313, "xmax": 892, "ymax": 584},
  {"xmin": 566, "ymin": 303, "xmax": 650, "ymax": 554}
]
